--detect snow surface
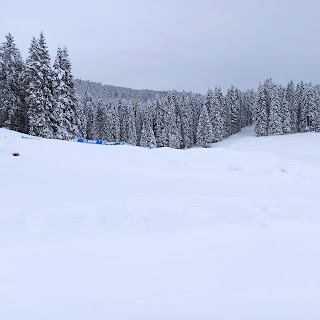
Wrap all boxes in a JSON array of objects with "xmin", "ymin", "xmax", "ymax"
[{"xmin": 1, "ymin": 126, "xmax": 320, "ymax": 319}]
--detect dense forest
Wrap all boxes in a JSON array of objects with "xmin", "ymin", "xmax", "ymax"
[{"xmin": 0, "ymin": 32, "xmax": 319, "ymax": 149}]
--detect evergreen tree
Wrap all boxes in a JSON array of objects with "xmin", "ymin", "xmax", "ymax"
[
  {"xmin": 52, "ymin": 46, "xmax": 79, "ymax": 139},
  {"xmin": 105, "ymin": 104, "xmax": 120, "ymax": 141},
  {"xmin": 93, "ymin": 100, "xmax": 107, "ymax": 140},
  {"xmin": 26, "ymin": 33, "xmax": 55, "ymax": 138},
  {"xmin": 254, "ymin": 83, "xmax": 269, "ymax": 136},
  {"xmin": 176, "ymin": 110, "xmax": 183, "ymax": 148},
  {"xmin": 286, "ymin": 80, "xmax": 297, "ymax": 133},
  {"xmin": 0, "ymin": 33, "xmax": 27, "ymax": 132},
  {"xmin": 134, "ymin": 102, "xmax": 143, "ymax": 146},
  {"xmin": 314, "ymin": 85, "xmax": 320, "ymax": 133},
  {"xmin": 83, "ymin": 91, "xmax": 95, "ymax": 139},
  {"xmin": 191, "ymin": 94, "xmax": 201, "ymax": 145},
  {"xmin": 155, "ymin": 92, "xmax": 179, "ymax": 148},
  {"xmin": 140, "ymin": 113, "xmax": 157, "ymax": 148},
  {"xmin": 241, "ymin": 90, "xmax": 254, "ymax": 128},
  {"xmin": 167, "ymin": 92, "xmax": 180, "ymax": 149},
  {"xmin": 227, "ymin": 86, "xmax": 241, "ymax": 135},
  {"xmin": 300, "ymin": 83, "xmax": 318, "ymax": 132},
  {"xmin": 282, "ymin": 87, "xmax": 291, "ymax": 134},
  {"xmin": 179, "ymin": 93, "xmax": 193, "ymax": 148},
  {"xmin": 127, "ymin": 101, "xmax": 137, "ymax": 145},
  {"xmin": 268, "ymin": 85, "xmax": 283, "ymax": 135},
  {"xmin": 196, "ymin": 103, "xmax": 213, "ymax": 148},
  {"xmin": 210, "ymin": 87, "xmax": 224, "ymax": 142},
  {"xmin": 118, "ymin": 100, "xmax": 129, "ymax": 142},
  {"xmin": 295, "ymin": 81, "xmax": 305, "ymax": 132}
]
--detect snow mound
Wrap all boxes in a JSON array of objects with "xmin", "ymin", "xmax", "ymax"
[{"xmin": 1, "ymin": 126, "xmax": 319, "ymax": 235}]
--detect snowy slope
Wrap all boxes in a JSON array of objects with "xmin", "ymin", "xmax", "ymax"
[
  {"xmin": 214, "ymin": 126, "xmax": 320, "ymax": 164},
  {"xmin": 1, "ymin": 126, "xmax": 320, "ymax": 319}
]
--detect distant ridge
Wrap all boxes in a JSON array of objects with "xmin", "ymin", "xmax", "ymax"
[{"xmin": 75, "ymin": 79, "xmax": 170, "ymax": 104}]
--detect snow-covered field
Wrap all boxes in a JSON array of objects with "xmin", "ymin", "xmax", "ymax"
[{"xmin": 1, "ymin": 126, "xmax": 320, "ymax": 319}]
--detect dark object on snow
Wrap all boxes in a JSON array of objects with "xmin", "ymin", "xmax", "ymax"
[{"xmin": 12, "ymin": 152, "xmax": 20, "ymax": 157}]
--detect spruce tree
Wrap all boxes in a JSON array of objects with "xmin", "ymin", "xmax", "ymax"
[
  {"xmin": 134, "ymin": 102, "xmax": 143, "ymax": 146},
  {"xmin": 210, "ymin": 87, "xmax": 224, "ymax": 142},
  {"xmin": 268, "ymin": 85, "xmax": 283, "ymax": 135},
  {"xmin": 167, "ymin": 92, "xmax": 180, "ymax": 149},
  {"xmin": 140, "ymin": 113, "xmax": 157, "ymax": 148},
  {"xmin": 93, "ymin": 100, "xmax": 107, "ymax": 140},
  {"xmin": 26, "ymin": 33, "xmax": 55, "ymax": 138},
  {"xmin": 52, "ymin": 46, "xmax": 80, "ymax": 139},
  {"xmin": 118, "ymin": 100, "xmax": 129, "ymax": 142},
  {"xmin": 191, "ymin": 94, "xmax": 201, "ymax": 145},
  {"xmin": 254, "ymin": 83, "xmax": 269, "ymax": 136},
  {"xmin": 83, "ymin": 91, "xmax": 95, "ymax": 139},
  {"xmin": 127, "ymin": 101, "xmax": 137, "ymax": 145},
  {"xmin": 282, "ymin": 87, "xmax": 292, "ymax": 134},
  {"xmin": 295, "ymin": 81, "xmax": 305, "ymax": 132},
  {"xmin": 105, "ymin": 104, "xmax": 120, "ymax": 142},
  {"xmin": 196, "ymin": 103, "xmax": 213, "ymax": 148},
  {"xmin": 227, "ymin": 86, "xmax": 241, "ymax": 135},
  {"xmin": 0, "ymin": 33, "xmax": 27, "ymax": 132},
  {"xmin": 286, "ymin": 80, "xmax": 297, "ymax": 133},
  {"xmin": 179, "ymin": 93, "xmax": 193, "ymax": 148},
  {"xmin": 155, "ymin": 92, "xmax": 179, "ymax": 148},
  {"xmin": 300, "ymin": 83, "xmax": 318, "ymax": 132}
]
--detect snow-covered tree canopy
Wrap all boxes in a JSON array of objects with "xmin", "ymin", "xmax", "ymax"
[{"xmin": 1, "ymin": 33, "xmax": 319, "ymax": 148}]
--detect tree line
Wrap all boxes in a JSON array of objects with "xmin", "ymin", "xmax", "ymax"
[
  {"xmin": 254, "ymin": 78, "xmax": 320, "ymax": 136},
  {"xmin": 0, "ymin": 32, "xmax": 79, "ymax": 140},
  {"xmin": 1, "ymin": 32, "xmax": 319, "ymax": 149}
]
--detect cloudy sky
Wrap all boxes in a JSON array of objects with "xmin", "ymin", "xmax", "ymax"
[{"xmin": 2, "ymin": 0, "xmax": 320, "ymax": 93}]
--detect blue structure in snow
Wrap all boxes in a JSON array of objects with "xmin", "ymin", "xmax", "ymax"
[{"xmin": 76, "ymin": 138, "xmax": 125, "ymax": 146}]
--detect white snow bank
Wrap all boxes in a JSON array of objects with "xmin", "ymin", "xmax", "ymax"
[
  {"xmin": 1, "ymin": 126, "xmax": 320, "ymax": 319},
  {"xmin": 1, "ymin": 126, "xmax": 319, "ymax": 235}
]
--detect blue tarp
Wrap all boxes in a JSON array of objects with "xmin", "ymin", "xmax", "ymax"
[{"xmin": 76, "ymin": 138, "xmax": 125, "ymax": 146}]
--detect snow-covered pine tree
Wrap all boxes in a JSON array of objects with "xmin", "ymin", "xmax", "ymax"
[
  {"xmin": 300, "ymin": 83, "xmax": 318, "ymax": 132},
  {"xmin": 155, "ymin": 92, "xmax": 179, "ymax": 148},
  {"xmin": 220, "ymin": 89, "xmax": 229, "ymax": 138},
  {"xmin": 286, "ymin": 80, "xmax": 297, "ymax": 133},
  {"xmin": 205, "ymin": 89, "xmax": 214, "ymax": 141},
  {"xmin": 26, "ymin": 33, "xmax": 55, "ymax": 138},
  {"xmin": 196, "ymin": 103, "xmax": 213, "ymax": 148},
  {"xmin": 268, "ymin": 85, "xmax": 283, "ymax": 135},
  {"xmin": 246, "ymin": 90, "xmax": 255, "ymax": 127},
  {"xmin": 240, "ymin": 90, "xmax": 254, "ymax": 128},
  {"xmin": 167, "ymin": 91, "xmax": 180, "ymax": 149},
  {"xmin": 176, "ymin": 110, "xmax": 183, "ymax": 148},
  {"xmin": 140, "ymin": 109, "xmax": 157, "ymax": 148},
  {"xmin": 227, "ymin": 86, "xmax": 241, "ymax": 135},
  {"xmin": 93, "ymin": 100, "xmax": 107, "ymax": 140},
  {"xmin": 281, "ymin": 86, "xmax": 291, "ymax": 134},
  {"xmin": 191, "ymin": 93, "xmax": 202, "ymax": 145},
  {"xmin": 83, "ymin": 91, "xmax": 95, "ymax": 139},
  {"xmin": 254, "ymin": 83, "xmax": 269, "ymax": 136},
  {"xmin": 0, "ymin": 33, "xmax": 27, "ymax": 132},
  {"xmin": 295, "ymin": 81, "xmax": 305, "ymax": 132},
  {"xmin": 52, "ymin": 46, "xmax": 79, "ymax": 140},
  {"xmin": 76, "ymin": 101, "xmax": 86, "ymax": 138},
  {"xmin": 154, "ymin": 95, "xmax": 165, "ymax": 147},
  {"xmin": 134, "ymin": 102, "xmax": 143, "ymax": 146},
  {"xmin": 105, "ymin": 104, "xmax": 120, "ymax": 142},
  {"xmin": 127, "ymin": 101, "xmax": 137, "ymax": 145},
  {"xmin": 314, "ymin": 85, "xmax": 320, "ymax": 133},
  {"xmin": 118, "ymin": 99, "xmax": 129, "ymax": 142},
  {"xmin": 210, "ymin": 87, "xmax": 224, "ymax": 142},
  {"xmin": 179, "ymin": 93, "xmax": 193, "ymax": 148}
]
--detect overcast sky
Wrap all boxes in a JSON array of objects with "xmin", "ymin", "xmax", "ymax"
[{"xmin": 2, "ymin": 0, "xmax": 320, "ymax": 93}]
